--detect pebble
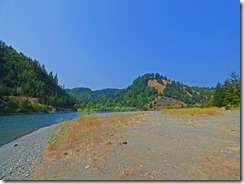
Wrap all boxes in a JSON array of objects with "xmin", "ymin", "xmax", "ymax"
[
  {"xmin": 0, "ymin": 125, "xmax": 50, "ymax": 180},
  {"xmin": 85, "ymin": 165, "xmax": 90, "ymax": 169}
]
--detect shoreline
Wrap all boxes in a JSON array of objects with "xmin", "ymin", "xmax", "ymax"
[
  {"xmin": 0, "ymin": 110, "xmax": 75, "ymax": 117},
  {"xmin": 30, "ymin": 110, "xmax": 240, "ymax": 180},
  {"xmin": 0, "ymin": 112, "xmax": 79, "ymax": 147},
  {"xmin": 0, "ymin": 110, "xmax": 240, "ymax": 180},
  {"xmin": 0, "ymin": 124, "xmax": 53, "ymax": 180},
  {"xmin": 0, "ymin": 111, "xmax": 138, "ymax": 180}
]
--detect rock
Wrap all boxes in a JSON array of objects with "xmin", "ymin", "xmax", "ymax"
[
  {"xmin": 64, "ymin": 152, "xmax": 68, "ymax": 155},
  {"xmin": 14, "ymin": 144, "xmax": 18, "ymax": 147},
  {"xmin": 121, "ymin": 141, "xmax": 127, "ymax": 145},
  {"xmin": 85, "ymin": 165, "xmax": 90, "ymax": 169},
  {"xmin": 25, "ymin": 173, "xmax": 30, "ymax": 178}
]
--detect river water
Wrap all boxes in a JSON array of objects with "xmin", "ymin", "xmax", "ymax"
[{"xmin": 0, "ymin": 112, "xmax": 78, "ymax": 146}]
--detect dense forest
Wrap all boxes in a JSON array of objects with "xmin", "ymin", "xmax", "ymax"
[
  {"xmin": 0, "ymin": 41, "xmax": 75, "ymax": 114},
  {"xmin": 0, "ymin": 41, "xmax": 240, "ymax": 114},
  {"xmin": 163, "ymin": 82, "xmax": 214, "ymax": 105},
  {"xmin": 70, "ymin": 72, "xmax": 240, "ymax": 112},
  {"xmin": 70, "ymin": 73, "xmax": 216, "ymax": 112},
  {"xmin": 66, "ymin": 88, "xmax": 121, "ymax": 104}
]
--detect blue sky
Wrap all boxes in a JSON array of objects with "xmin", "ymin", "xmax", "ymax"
[{"xmin": 0, "ymin": 0, "xmax": 240, "ymax": 90}]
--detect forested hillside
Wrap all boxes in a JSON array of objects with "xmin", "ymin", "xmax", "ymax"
[
  {"xmin": 0, "ymin": 41, "xmax": 75, "ymax": 113},
  {"xmin": 115, "ymin": 73, "xmax": 213, "ymax": 110},
  {"xmin": 114, "ymin": 73, "xmax": 161, "ymax": 109},
  {"xmin": 1, "ymin": 41, "xmax": 239, "ymax": 114},
  {"xmin": 163, "ymin": 81, "xmax": 214, "ymax": 105},
  {"xmin": 71, "ymin": 73, "xmax": 215, "ymax": 111},
  {"xmin": 66, "ymin": 87, "xmax": 121, "ymax": 104}
]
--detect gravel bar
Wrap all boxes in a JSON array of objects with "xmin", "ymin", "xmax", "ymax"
[{"xmin": 0, "ymin": 125, "xmax": 51, "ymax": 180}]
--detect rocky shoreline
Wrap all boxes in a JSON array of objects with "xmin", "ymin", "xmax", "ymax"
[
  {"xmin": 0, "ymin": 111, "xmax": 240, "ymax": 180},
  {"xmin": 0, "ymin": 125, "xmax": 51, "ymax": 180}
]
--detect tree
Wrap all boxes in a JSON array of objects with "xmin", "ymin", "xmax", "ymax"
[
  {"xmin": 54, "ymin": 73, "xmax": 58, "ymax": 84},
  {"xmin": 213, "ymin": 82, "xmax": 225, "ymax": 107},
  {"xmin": 225, "ymin": 71, "xmax": 240, "ymax": 107},
  {"xmin": 213, "ymin": 72, "xmax": 240, "ymax": 109}
]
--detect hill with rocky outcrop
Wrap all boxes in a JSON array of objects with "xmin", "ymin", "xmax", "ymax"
[{"xmin": 69, "ymin": 73, "xmax": 214, "ymax": 111}]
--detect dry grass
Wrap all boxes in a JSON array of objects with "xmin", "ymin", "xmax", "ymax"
[
  {"xmin": 189, "ymin": 154, "xmax": 240, "ymax": 180},
  {"xmin": 41, "ymin": 113, "xmax": 142, "ymax": 164},
  {"xmin": 147, "ymin": 79, "xmax": 166, "ymax": 94},
  {"xmin": 117, "ymin": 168, "xmax": 138, "ymax": 180},
  {"xmin": 161, "ymin": 107, "xmax": 223, "ymax": 117},
  {"xmin": 32, "ymin": 113, "xmax": 143, "ymax": 179},
  {"xmin": 9, "ymin": 96, "xmax": 39, "ymax": 105},
  {"xmin": 228, "ymin": 106, "xmax": 240, "ymax": 111}
]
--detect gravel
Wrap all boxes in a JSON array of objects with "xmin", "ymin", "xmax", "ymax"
[
  {"xmin": 0, "ymin": 125, "xmax": 51, "ymax": 180},
  {"xmin": 0, "ymin": 110, "xmax": 240, "ymax": 180}
]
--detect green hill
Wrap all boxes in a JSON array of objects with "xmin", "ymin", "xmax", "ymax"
[
  {"xmin": 66, "ymin": 87, "xmax": 121, "ymax": 104},
  {"xmin": 0, "ymin": 41, "xmax": 75, "ymax": 113},
  {"xmin": 70, "ymin": 73, "xmax": 214, "ymax": 111},
  {"xmin": 0, "ymin": 41, "xmax": 238, "ymax": 114},
  {"xmin": 114, "ymin": 73, "xmax": 214, "ymax": 110}
]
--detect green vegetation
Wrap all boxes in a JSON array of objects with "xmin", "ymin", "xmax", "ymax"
[
  {"xmin": 163, "ymin": 81, "xmax": 214, "ymax": 105},
  {"xmin": 0, "ymin": 41, "xmax": 239, "ymax": 113},
  {"xmin": 69, "ymin": 73, "xmax": 215, "ymax": 112},
  {"xmin": 47, "ymin": 119, "xmax": 67, "ymax": 149},
  {"xmin": 66, "ymin": 87, "xmax": 121, "ymax": 104},
  {"xmin": 0, "ymin": 41, "xmax": 76, "ymax": 113},
  {"xmin": 114, "ymin": 73, "xmax": 159, "ymax": 109},
  {"xmin": 106, "ymin": 73, "xmax": 213, "ymax": 111},
  {"xmin": 213, "ymin": 71, "xmax": 240, "ymax": 110}
]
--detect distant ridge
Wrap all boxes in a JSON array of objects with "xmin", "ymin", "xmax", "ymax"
[
  {"xmin": 68, "ymin": 73, "xmax": 214, "ymax": 110},
  {"xmin": 66, "ymin": 87, "xmax": 121, "ymax": 104}
]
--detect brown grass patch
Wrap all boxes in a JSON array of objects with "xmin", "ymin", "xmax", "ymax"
[
  {"xmin": 9, "ymin": 96, "xmax": 39, "ymax": 105},
  {"xmin": 189, "ymin": 155, "xmax": 240, "ymax": 180},
  {"xmin": 117, "ymin": 168, "xmax": 138, "ymax": 180},
  {"xmin": 32, "ymin": 113, "xmax": 143, "ymax": 178},
  {"xmin": 44, "ymin": 114, "xmax": 138, "ymax": 154},
  {"xmin": 161, "ymin": 107, "xmax": 223, "ymax": 117},
  {"xmin": 147, "ymin": 79, "xmax": 166, "ymax": 94}
]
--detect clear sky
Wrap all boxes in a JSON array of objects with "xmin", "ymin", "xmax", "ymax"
[{"xmin": 0, "ymin": 0, "xmax": 240, "ymax": 90}]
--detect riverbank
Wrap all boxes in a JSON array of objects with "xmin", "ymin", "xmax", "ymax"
[
  {"xmin": 0, "ymin": 125, "xmax": 51, "ymax": 180},
  {"xmin": 31, "ymin": 110, "xmax": 239, "ymax": 180},
  {"xmin": 0, "ymin": 111, "xmax": 138, "ymax": 180},
  {"xmin": 0, "ymin": 112, "xmax": 78, "ymax": 146},
  {"xmin": 1, "ymin": 110, "xmax": 240, "ymax": 180}
]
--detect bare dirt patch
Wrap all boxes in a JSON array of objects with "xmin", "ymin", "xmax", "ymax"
[{"xmin": 147, "ymin": 79, "xmax": 166, "ymax": 94}]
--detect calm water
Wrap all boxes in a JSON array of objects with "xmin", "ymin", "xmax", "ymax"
[{"xmin": 0, "ymin": 112, "xmax": 78, "ymax": 146}]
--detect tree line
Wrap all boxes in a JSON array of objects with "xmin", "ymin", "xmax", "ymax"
[{"xmin": 212, "ymin": 71, "xmax": 240, "ymax": 109}]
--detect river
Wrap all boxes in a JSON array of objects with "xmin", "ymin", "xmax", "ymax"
[{"xmin": 0, "ymin": 112, "xmax": 78, "ymax": 146}]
